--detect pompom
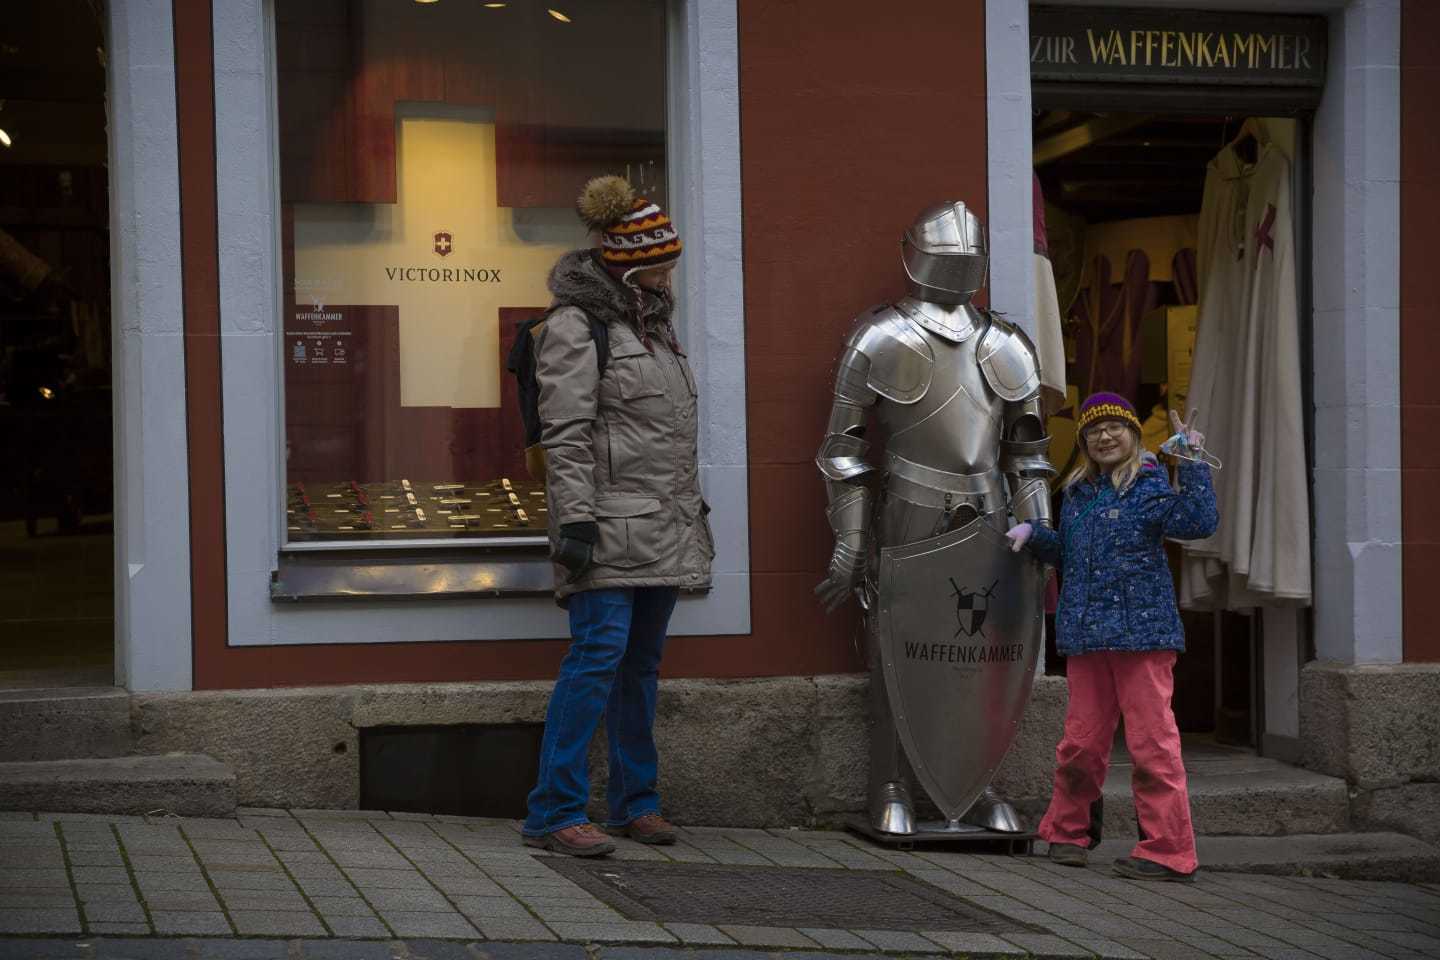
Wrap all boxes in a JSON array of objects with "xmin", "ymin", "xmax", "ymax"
[{"xmin": 577, "ymin": 175, "xmax": 635, "ymax": 230}]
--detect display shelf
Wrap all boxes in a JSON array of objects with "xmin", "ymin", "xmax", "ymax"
[{"xmin": 286, "ymin": 477, "xmax": 548, "ymax": 542}]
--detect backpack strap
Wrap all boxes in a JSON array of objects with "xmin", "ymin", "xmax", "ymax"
[
  {"xmin": 588, "ymin": 314, "xmax": 610, "ymax": 376},
  {"xmin": 506, "ymin": 306, "xmax": 611, "ymax": 483}
]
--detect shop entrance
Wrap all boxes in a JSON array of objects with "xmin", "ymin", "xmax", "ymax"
[
  {"xmin": 0, "ymin": 1, "xmax": 114, "ymax": 689},
  {"xmin": 1030, "ymin": 5, "xmax": 1323, "ymax": 758}
]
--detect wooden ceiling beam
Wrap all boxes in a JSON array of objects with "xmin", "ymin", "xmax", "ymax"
[{"xmin": 1033, "ymin": 114, "xmax": 1153, "ymax": 166}]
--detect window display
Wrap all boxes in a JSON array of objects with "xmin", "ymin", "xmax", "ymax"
[{"xmin": 274, "ymin": 0, "xmax": 667, "ymax": 543}]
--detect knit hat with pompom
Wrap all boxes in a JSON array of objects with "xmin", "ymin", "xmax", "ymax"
[{"xmin": 576, "ymin": 175, "xmax": 682, "ymax": 277}]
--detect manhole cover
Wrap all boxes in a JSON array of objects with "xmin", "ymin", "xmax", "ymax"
[{"xmin": 541, "ymin": 859, "xmax": 1038, "ymax": 933}]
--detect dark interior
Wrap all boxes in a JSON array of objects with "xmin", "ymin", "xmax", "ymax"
[{"xmin": 0, "ymin": 0, "xmax": 113, "ymax": 690}]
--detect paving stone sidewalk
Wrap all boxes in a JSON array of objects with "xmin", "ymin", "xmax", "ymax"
[{"xmin": 0, "ymin": 809, "xmax": 1437, "ymax": 959}]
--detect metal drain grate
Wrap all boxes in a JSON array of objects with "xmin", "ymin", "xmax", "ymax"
[{"xmin": 540, "ymin": 859, "xmax": 1038, "ymax": 934}]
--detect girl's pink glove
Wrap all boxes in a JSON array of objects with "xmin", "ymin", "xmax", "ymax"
[{"xmin": 1005, "ymin": 522, "xmax": 1033, "ymax": 553}]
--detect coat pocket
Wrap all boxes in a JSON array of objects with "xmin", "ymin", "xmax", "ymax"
[
  {"xmin": 609, "ymin": 340, "xmax": 666, "ymax": 400},
  {"xmin": 593, "ymin": 496, "xmax": 671, "ymax": 568}
]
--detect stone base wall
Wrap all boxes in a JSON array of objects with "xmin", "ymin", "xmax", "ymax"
[
  {"xmin": 1300, "ymin": 662, "xmax": 1440, "ymax": 843},
  {"xmin": 131, "ymin": 675, "xmax": 1067, "ymax": 826}
]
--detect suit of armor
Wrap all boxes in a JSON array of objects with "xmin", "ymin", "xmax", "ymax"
[{"xmin": 816, "ymin": 202, "xmax": 1054, "ymax": 835}]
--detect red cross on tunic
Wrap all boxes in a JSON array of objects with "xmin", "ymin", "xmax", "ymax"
[{"xmin": 1255, "ymin": 204, "xmax": 1277, "ymax": 254}]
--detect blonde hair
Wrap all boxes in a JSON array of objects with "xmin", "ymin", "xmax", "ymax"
[{"xmin": 1060, "ymin": 425, "xmax": 1143, "ymax": 493}]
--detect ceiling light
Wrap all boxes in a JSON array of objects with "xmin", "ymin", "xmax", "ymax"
[
  {"xmin": 547, "ymin": 9, "xmax": 571, "ymax": 22},
  {"xmin": 484, "ymin": 2, "xmax": 506, "ymax": 6},
  {"xmin": 0, "ymin": 129, "xmax": 11, "ymax": 148},
  {"xmin": 414, "ymin": 0, "xmax": 440, "ymax": 4}
]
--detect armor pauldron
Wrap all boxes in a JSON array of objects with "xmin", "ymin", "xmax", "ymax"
[
  {"xmin": 847, "ymin": 306, "xmax": 934, "ymax": 404},
  {"xmin": 833, "ymin": 348, "xmax": 876, "ymax": 405},
  {"xmin": 977, "ymin": 319, "xmax": 1041, "ymax": 402}
]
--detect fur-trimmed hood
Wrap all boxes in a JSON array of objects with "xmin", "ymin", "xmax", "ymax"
[{"xmin": 546, "ymin": 249, "xmax": 673, "ymax": 329}]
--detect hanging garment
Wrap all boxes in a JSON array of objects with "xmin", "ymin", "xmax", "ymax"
[
  {"xmin": 1069, "ymin": 249, "xmax": 1158, "ymax": 406},
  {"xmin": 1181, "ymin": 140, "xmax": 1311, "ymax": 609},
  {"xmin": 1033, "ymin": 174, "xmax": 1068, "ymax": 415},
  {"xmin": 1085, "ymin": 215, "xmax": 1199, "ymax": 285}
]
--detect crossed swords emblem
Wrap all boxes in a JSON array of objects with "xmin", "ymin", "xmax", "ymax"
[{"xmin": 949, "ymin": 578, "xmax": 998, "ymax": 638}]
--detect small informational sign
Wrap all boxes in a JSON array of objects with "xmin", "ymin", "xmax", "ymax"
[
  {"xmin": 1030, "ymin": 6, "xmax": 1327, "ymax": 87},
  {"xmin": 287, "ymin": 307, "xmax": 350, "ymax": 367}
]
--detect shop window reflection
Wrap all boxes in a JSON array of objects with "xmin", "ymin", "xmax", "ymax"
[{"xmin": 275, "ymin": 0, "xmax": 667, "ymax": 543}]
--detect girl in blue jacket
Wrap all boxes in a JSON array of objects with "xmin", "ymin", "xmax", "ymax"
[{"xmin": 1006, "ymin": 392, "xmax": 1218, "ymax": 882}]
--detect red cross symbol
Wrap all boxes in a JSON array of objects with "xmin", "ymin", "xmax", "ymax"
[{"xmin": 1255, "ymin": 204, "xmax": 1276, "ymax": 254}]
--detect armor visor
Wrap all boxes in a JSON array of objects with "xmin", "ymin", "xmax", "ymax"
[{"xmin": 901, "ymin": 201, "xmax": 988, "ymax": 304}]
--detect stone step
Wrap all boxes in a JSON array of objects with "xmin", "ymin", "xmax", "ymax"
[
  {"xmin": 1100, "ymin": 748, "xmax": 1350, "ymax": 837},
  {"xmin": 0, "ymin": 686, "xmax": 132, "ymax": 762},
  {"xmin": 0, "ymin": 754, "xmax": 236, "ymax": 817},
  {"xmin": 1090, "ymin": 831, "xmax": 1440, "ymax": 883}
]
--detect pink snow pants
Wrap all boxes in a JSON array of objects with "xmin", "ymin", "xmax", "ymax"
[{"xmin": 1037, "ymin": 650, "xmax": 1198, "ymax": 874}]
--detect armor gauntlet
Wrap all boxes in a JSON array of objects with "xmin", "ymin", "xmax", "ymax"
[{"xmin": 817, "ymin": 485, "xmax": 872, "ymax": 612}]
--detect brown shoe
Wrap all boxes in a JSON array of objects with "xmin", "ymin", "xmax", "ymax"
[
  {"xmin": 1112, "ymin": 856, "xmax": 1195, "ymax": 882},
  {"xmin": 607, "ymin": 813, "xmax": 678, "ymax": 845},
  {"xmin": 522, "ymin": 823, "xmax": 615, "ymax": 857},
  {"xmin": 1046, "ymin": 842, "xmax": 1088, "ymax": 867}
]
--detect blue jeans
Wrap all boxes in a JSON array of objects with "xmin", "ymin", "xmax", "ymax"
[{"xmin": 522, "ymin": 586, "xmax": 678, "ymax": 836}]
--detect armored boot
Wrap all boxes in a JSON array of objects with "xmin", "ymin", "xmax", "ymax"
[
  {"xmin": 961, "ymin": 784, "xmax": 1025, "ymax": 833},
  {"xmin": 870, "ymin": 778, "xmax": 916, "ymax": 835}
]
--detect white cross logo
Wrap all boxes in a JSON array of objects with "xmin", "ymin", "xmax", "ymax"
[{"xmin": 294, "ymin": 109, "xmax": 581, "ymax": 409}]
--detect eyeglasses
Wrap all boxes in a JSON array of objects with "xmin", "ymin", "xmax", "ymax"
[{"xmin": 1082, "ymin": 421, "xmax": 1128, "ymax": 440}]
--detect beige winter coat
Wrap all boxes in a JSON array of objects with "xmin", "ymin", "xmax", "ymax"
[{"xmin": 535, "ymin": 253, "xmax": 714, "ymax": 603}]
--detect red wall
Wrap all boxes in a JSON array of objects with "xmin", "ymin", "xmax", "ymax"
[
  {"xmin": 183, "ymin": 0, "xmax": 991, "ymax": 688},
  {"xmin": 733, "ymin": 0, "xmax": 990, "ymax": 677},
  {"xmin": 1401, "ymin": 0, "xmax": 1440, "ymax": 662}
]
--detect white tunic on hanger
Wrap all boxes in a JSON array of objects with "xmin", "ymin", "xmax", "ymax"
[{"xmin": 1181, "ymin": 141, "xmax": 1311, "ymax": 609}]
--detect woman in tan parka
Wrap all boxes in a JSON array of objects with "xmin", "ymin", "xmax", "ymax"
[{"xmin": 520, "ymin": 177, "xmax": 714, "ymax": 857}]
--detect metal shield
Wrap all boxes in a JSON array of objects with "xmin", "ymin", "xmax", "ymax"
[{"xmin": 876, "ymin": 519, "xmax": 1045, "ymax": 822}]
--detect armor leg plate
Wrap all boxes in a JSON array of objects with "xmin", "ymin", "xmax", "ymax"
[{"xmin": 867, "ymin": 640, "xmax": 915, "ymax": 835}]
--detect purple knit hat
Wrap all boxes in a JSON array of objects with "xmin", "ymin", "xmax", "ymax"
[{"xmin": 1077, "ymin": 391, "xmax": 1142, "ymax": 435}]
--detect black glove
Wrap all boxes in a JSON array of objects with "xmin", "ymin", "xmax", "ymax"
[{"xmin": 554, "ymin": 521, "xmax": 598, "ymax": 581}]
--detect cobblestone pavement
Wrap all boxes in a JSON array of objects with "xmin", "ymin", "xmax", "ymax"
[{"xmin": 0, "ymin": 810, "xmax": 1437, "ymax": 959}]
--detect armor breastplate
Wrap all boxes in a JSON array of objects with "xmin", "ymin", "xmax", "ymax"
[
  {"xmin": 831, "ymin": 304, "xmax": 1045, "ymax": 549},
  {"xmin": 877, "ymin": 331, "xmax": 1003, "ymax": 477},
  {"xmin": 871, "ymin": 323, "xmax": 1008, "ymax": 547}
]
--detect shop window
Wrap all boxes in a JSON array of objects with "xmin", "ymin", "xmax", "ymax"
[{"xmin": 274, "ymin": 0, "xmax": 667, "ymax": 545}]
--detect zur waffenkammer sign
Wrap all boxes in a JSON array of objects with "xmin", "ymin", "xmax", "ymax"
[{"xmin": 1030, "ymin": 6, "xmax": 1327, "ymax": 87}]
